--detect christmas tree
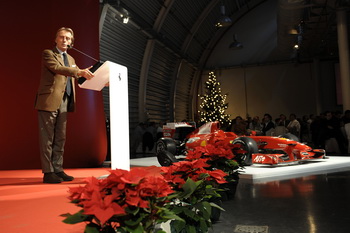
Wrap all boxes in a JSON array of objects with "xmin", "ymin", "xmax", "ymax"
[{"xmin": 198, "ymin": 71, "xmax": 231, "ymax": 127}]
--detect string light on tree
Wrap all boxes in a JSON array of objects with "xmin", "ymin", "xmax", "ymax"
[{"xmin": 198, "ymin": 71, "xmax": 231, "ymax": 127}]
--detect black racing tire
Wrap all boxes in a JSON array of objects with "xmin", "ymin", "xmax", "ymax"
[
  {"xmin": 155, "ymin": 138, "xmax": 177, "ymax": 156},
  {"xmin": 157, "ymin": 150, "xmax": 178, "ymax": 167},
  {"xmin": 279, "ymin": 133, "xmax": 300, "ymax": 142},
  {"xmin": 156, "ymin": 138, "xmax": 178, "ymax": 166},
  {"xmin": 232, "ymin": 137, "xmax": 258, "ymax": 166}
]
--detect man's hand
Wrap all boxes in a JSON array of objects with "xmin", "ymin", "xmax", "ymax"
[{"xmin": 78, "ymin": 66, "xmax": 94, "ymax": 80}]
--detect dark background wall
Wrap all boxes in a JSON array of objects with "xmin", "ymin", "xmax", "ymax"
[
  {"xmin": 0, "ymin": 0, "xmax": 107, "ymax": 170},
  {"xmin": 200, "ymin": 61, "xmax": 339, "ymax": 121}
]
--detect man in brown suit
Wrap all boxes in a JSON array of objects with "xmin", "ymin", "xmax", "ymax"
[{"xmin": 35, "ymin": 27, "xmax": 94, "ymax": 183}]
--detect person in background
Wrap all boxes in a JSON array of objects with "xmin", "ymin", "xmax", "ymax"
[
  {"xmin": 142, "ymin": 122, "xmax": 157, "ymax": 155},
  {"xmin": 274, "ymin": 114, "xmax": 289, "ymax": 136},
  {"xmin": 275, "ymin": 114, "xmax": 289, "ymax": 127},
  {"xmin": 130, "ymin": 122, "xmax": 146, "ymax": 158},
  {"xmin": 323, "ymin": 111, "xmax": 346, "ymax": 153},
  {"xmin": 35, "ymin": 27, "xmax": 94, "ymax": 183},
  {"xmin": 300, "ymin": 115, "xmax": 311, "ymax": 143},
  {"xmin": 262, "ymin": 113, "xmax": 275, "ymax": 135},
  {"xmin": 248, "ymin": 116, "xmax": 262, "ymax": 135},
  {"xmin": 232, "ymin": 116, "xmax": 248, "ymax": 136},
  {"xmin": 287, "ymin": 114, "xmax": 301, "ymax": 139}
]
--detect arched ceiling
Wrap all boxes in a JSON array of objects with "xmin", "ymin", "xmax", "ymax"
[
  {"xmin": 99, "ymin": 0, "xmax": 350, "ymax": 123},
  {"xmin": 102, "ymin": 0, "xmax": 349, "ymax": 69}
]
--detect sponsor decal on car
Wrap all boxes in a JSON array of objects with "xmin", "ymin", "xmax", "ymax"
[{"xmin": 254, "ymin": 155, "xmax": 266, "ymax": 163}]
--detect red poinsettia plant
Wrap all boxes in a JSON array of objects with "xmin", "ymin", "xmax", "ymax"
[
  {"xmin": 161, "ymin": 159, "xmax": 228, "ymax": 187},
  {"xmin": 161, "ymin": 159, "xmax": 227, "ymax": 233},
  {"xmin": 61, "ymin": 130, "xmax": 244, "ymax": 233},
  {"xmin": 61, "ymin": 167, "xmax": 182, "ymax": 233},
  {"xmin": 186, "ymin": 130, "xmax": 243, "ymax": 182}
]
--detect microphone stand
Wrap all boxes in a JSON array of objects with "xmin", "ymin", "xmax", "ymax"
[
  {"xmin": 68, "ymin": 45, "xmax": 101, "ymax": 63},
  {"xmin": 67, "ymin": 45, "xmax": 103, "ymax": 84}
]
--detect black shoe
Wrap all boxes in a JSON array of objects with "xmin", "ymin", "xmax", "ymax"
[
  {"xmin": 55, "ymin": 171, "xmax": 74, "ymax": 181},
  {"xmin": 43, "ymin": 172, "xmax": 63, "ymax": 184}
]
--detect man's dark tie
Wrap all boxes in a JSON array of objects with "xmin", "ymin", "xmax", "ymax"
[{"xmin": 62, "ymin": 53, "xmax": 72, "ymax": 96}]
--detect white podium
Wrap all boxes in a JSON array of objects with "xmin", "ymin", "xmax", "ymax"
[{"xmin": 79, "ymin": 61, "xmax": 130, "ymax": 170}]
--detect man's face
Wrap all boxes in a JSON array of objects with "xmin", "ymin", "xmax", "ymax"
[{"xmin": 55, "ymin": 30, "xmax": 72, "ymax": 52}]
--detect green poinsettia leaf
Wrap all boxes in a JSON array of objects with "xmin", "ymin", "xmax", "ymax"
[
  {"xmin": 84, "ymin": 224, "xmax": 100, "ymax": 233},
  {"xmin": 227, "ymin": 159, "xmax": 239, "ymax": 167},
  {"xmin": 180, "ymin": 179, "xmax": 202, "ymax": 199},
  {"xmin": 198, "ymin": 173, "xmax": 209, "ymax": 179},
  {"xmin": 170, "ymin": 220, "xmax": 186, "ymax": 233},
  {"xmin": 167, "ymin": 193, "xmax": 180, "ymax": 200},
  {"xmin": 210, "ymin": 201, "xmax": 225, "ymax": 211},
  {"xmin": 116, "ymin": 227, "xmax": 127, "ymax": 233},
  {"xmin": 124, "ymin": 213, "xmax": 146, "ymax": 226},
  {"xmin": 185, "ymin": 224, "xmax": 197, "ymax": 233},
  {"xmin": 190, "ymin": 196, "xmax": 198, "ymax": 205},
  {"xmin": 125, "ymin": 222, "xmax": 144, "ymax": 233},
  {"xmin": 182, "ymin": 207, "xmax": 196, "ymax": 219},
  {"xmin": 62, "ymin": 210, "xmax": 88, "ymax": 224},
  {"xmin": 199, "ymin": 201, "xmax": 212, "ymax": 220},
  {"xmin": 125, "ymin": 206, "xmax": 140, "ymax": 215},
  {"xmin": 170, "ymin": 206, "xmax": 181, "ymax": 214},
  {"xmin": 205, "ymin": 185, "xmax": 217, "ymax": 196},
  {"xmin": 199, "ymin": 218, "xmax": 210, "ymax": 232},
  {"xmin": 154, "ymin": 230, "xmax": 167, "ymax": 233},
  {"xmin": 70, "ymin": 199, "xmax": 80, "ymax": 204},
  {"xmin": 157, "ymin": 207, "xmax": 184, "ymax": 222}
]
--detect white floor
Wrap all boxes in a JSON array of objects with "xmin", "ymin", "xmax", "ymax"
[
  {"xmin": 240, "ymin": 156, "xmax": 350, "ymax": 183},
  {"xmin": 130, "ymin": 156, "xmax": 350, "ymax": 183}
]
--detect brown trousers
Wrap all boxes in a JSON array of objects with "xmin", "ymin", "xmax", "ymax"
[{"xmin": 38, "ymin": 95, "xmax": 68, "ymax": 173}]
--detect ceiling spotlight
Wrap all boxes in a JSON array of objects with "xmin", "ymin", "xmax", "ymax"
[
  {"xmin": 114, "ymin": 1, "xmax": 130, "ymax": 24},
  {"xmin": 229, "ymin": 34, "xmax": 243, "ymax": 50},
  {"xmin": 215, "ymin": 5, "xmax": 232, "ymax": 27},
  {"xmin": 116, "ymin": 8, "xmax": 129, "ymax": 24},
  {"xmin": 121, "ymin": 14, "xmax": 129, "ymax": 24}
]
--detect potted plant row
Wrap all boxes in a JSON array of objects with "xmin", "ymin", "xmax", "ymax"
[{"xmin": 62, "ymin": 133, "xmax": 243, "ymax": 233}]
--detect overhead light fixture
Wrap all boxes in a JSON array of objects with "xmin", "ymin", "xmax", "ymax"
[
  {"xmin": 215, "ymin": 4, "xmax": 232, "ymax": 27},
  {"xmin": 113, "ymin": 1, "xmax": 130, "ymax": 24},
  {"xmin": 115, "ymin": 7, "xmax": 129, "ymax": 24},
  {"xmin": 122, "ymin": 14, "xmax": 129, "ymax": 24},
  {"xmin": 229, "ymin": 34, "xmax": 243, "ymax": 50}
]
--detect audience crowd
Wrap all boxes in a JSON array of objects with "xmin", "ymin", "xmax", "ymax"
[
  {"xmin": 230, "ymin": 110, "xmax": 350, "ymax": 154},
  {"xmin": 130, "ymin": 110, "xmax": 350, "ymax": 157}
]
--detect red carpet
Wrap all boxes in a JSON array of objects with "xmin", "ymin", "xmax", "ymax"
[{"xmin": 0, "ymin": 168, "xmax": 110, "ymax": 233}]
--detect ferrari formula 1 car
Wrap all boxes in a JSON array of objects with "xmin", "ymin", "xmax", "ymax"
[{"xmin": 156, "ymin": 121, "xmax": 326, "ymax": 166}]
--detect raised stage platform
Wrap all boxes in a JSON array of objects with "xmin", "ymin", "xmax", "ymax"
[{"xmin": 130, "ymin": 156, "xmax": 350, "ymax": 183}]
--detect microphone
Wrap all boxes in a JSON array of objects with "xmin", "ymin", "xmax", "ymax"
[{"xmin": 67, "ymin": 44, "xmax": 100, "ymax": 63}]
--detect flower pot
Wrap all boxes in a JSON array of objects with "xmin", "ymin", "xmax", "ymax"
[
  {"xmin": 210, "ymin": 197, "xmax": 222, "ymax": 223},
  {"xmin": 218, "ymin": 179, "xmax": 239, "ymax": 201}
]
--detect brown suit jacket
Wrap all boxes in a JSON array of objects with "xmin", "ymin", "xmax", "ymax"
[{"xmin": 35, "ymin": 47, "xmax": 80, "ymax": 112}]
